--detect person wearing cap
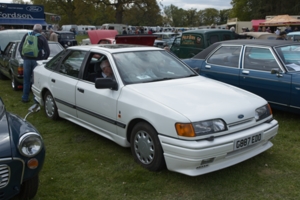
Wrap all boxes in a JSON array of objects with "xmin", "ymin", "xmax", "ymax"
[
  {"xmin": 100, "ymin": 60, "xmax": 115, "ymax": 80},
  {"xmin": 276, "ymin": 31, "xmax": 287, "ymax": 40}
]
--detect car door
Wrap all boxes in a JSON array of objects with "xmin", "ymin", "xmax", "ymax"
[
  {"xmin": 48, "ymin": 50, "xmax": 88, "ymax": 118},
  {"xmin": 0, "ymin": 42, "xmax": 14, "ymax": 78},
  {"xmin": 239, "ymin": 46, "xmax": 291, "ymax": 106},
  {"xmin": 200, "ymin": 45, "xmax": 242, "ymax": 87},
  {"xmin": 75, "ymin": 51, "xmax": 119, "ymax": 137}
]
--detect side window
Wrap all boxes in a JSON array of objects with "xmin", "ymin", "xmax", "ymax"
[
  {"xmin": 209, "ymin": 35, "xmax": 219, "ymax": 45},
  {"xmin": 4, "ymin": 43, "xmax": 13, "ymax": 56},
  {"xmin": 59, "ymin": 50, "xmax": 87, "ymax": 78},
  {"xmin": 244, "ymin": 47, "xmax": 280, "ymax": 72},
  {"xmin": 223, "ymin": 34, "xmax": 232, "ymax": 40},
  {"xmin": 45, "ymin": 50, "xmax": 68, "ymax": 70},
  {"xmin": 207, "ymin": 46, "xmax": 241, "ymax": 68}
]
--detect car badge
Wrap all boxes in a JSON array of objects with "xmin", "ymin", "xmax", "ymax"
[{"xmin": 238, "ymin": 114, "xmax": 244, "ymax": 119}]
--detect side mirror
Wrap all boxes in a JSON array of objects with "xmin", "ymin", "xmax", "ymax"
[
  {"xmin": 271, "ymin": 68, "xmax": 280, "ymax": 74},
  {"xmin": 95, "ymin": 78, "xmax": 118, "ymax": 90},
  {"xmin": 24, "ymin": 103, "xmax": 41, "ymax": 121}
]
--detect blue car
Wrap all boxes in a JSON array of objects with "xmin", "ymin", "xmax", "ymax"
[
  {"xmin": 183, "ymin": 39, "xmax": 300, "ymax": 114},
  {"xmin": 0, "ymin": 98, "xmax": 45, "ymax": 199}
]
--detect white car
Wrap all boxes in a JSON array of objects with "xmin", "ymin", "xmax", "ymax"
[{"xmin": 32, "ymin": 44, "xmax": 279, "ymax": 176}]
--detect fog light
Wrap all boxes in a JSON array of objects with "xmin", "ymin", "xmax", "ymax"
[
  {"xmin": 201, "ymin": 157, "xmax": 215, "ymax": 165},
  {"xmin": 27, "ymin": 158, "xmax": 39, "ymax": 169}
]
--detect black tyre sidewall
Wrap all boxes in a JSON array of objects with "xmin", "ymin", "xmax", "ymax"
[
  {"xmin": 18, "ymin": 175, "xmax": 39, "ymax": 200},
  {"xmin": 130, "ymin": 122, "xmax": 165, "ymax": 171}
]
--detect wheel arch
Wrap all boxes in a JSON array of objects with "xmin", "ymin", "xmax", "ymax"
[{"xmin": 126, "ymin": 118, "xmax": 158, "ymax": 144}]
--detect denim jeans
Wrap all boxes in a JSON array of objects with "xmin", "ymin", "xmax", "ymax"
[{"xmin": 22, "ymin": 59, "xmax": 37, "ymax": 101}]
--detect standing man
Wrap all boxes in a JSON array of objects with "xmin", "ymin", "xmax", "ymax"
[
  {"xmin": 49, "ymin": 28, "xmax": 58, "ymax": 42},
  {"xmin": 18, "ymin": 24, "xmax": 50, "ymax": 103}
]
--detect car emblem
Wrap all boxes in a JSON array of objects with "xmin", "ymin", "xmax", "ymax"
[
  {"xmin": 238, "ymin": 114, "xmax": 244, "ymax": 119},
  {"xmin": 26, "ymin": 6, "xmax": 43, "ymax": 12}
]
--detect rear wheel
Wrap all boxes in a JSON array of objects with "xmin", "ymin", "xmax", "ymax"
[
  {"xmin": 44, "ymin": 91, "xmax": 59, "ymax": 120},
  {"xmin": 18, "ymin": 175, "xmax": 39, "ymax": 200},
  {"xmin": 130, "ymin": 122, "xmax": 165, "ymax": 171}
]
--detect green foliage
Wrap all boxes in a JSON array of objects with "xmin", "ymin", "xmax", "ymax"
[
  {"xmin": 230, "ymin": 0, "xmax": 300, "ymax": 20},
  {"xmin": 1, "ymin": 77, "xmax": 300, "ymax": 200}
]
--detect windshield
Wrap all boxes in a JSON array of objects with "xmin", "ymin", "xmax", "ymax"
[
  {"xmin": 113, "ymin": 50, "xmax": 197, "ymax": 84},
  {"xmin": 275, "ymin": 45, "xmax": 300, "ymax": 72},
  {"xmin": 59, "ymin": 33, "xmax": 75, "ymax": 39}
]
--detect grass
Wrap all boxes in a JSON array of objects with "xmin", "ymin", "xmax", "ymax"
[
  {"xmin": 1, "ymin": 78, "xmax": 299, "ymax": 200},
  {"xmin": 76, "ymin": 34, "xmax": 89, "ymax": 45}
]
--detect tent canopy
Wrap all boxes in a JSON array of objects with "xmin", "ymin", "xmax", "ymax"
[
  {"xmin": 259, "ymin": 15, "xmax": 300, "ymax": 26},
  {"xmin": 0, "ymin": 18, "xmax": 47, "ymax": 25}
]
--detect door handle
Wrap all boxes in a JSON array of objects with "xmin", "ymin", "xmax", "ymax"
[
  {"xmin": 205, "ymin": 65, "xmax": 211, "ymax": 69},
  {"xmin": 51, "ymin": 79, "xmax": 56, "ymax": 83},
  {"xmin": 242, "ymin": 70, "xmax": 249, "ymax": 74},
  {"xmin": 77, "ymin": 88, "xmax": 84, "ymax": 93}
]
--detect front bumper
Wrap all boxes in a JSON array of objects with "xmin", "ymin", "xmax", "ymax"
[{"xmin": 159, "ymin": 119, "xmax": 278, "ymax": 176}]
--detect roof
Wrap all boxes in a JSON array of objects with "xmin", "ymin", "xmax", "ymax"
[
  {"xmin": 67, "ymin": 44, "xmax": 160, "ymax": 53},
  {"xmin": 239, "ymin": 32, "xmax": 277, "ymax": 39},
  {"xmin": 259, "ymin": 15, "xmax": 300, "ymax": 26},
  {"xmin": 287, "ymin": 31, "xmax": 300, "ymax": 36},
  {"xmin": 193, "ymin": 39, "xmax": 298, "ymax": 59},
  {"xmin": 183, "ymin": 29, "xmax": 233, "ymax": 34}
]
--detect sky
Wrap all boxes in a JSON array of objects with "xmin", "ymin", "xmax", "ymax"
[{"xmin": 1, "ymin": 0, "xmax": 232, "ymax": 11}]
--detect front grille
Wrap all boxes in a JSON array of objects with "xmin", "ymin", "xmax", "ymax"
[
  {"xmin": 227, "ymin": 118, "xmax": 254, "ymax": 128},
  {"xmin": 0, "ymin": 165, "xmax": 10, "ymax": 189}
]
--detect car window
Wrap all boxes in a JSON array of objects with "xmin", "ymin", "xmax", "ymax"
[
  {"xmin": 45, "ymin": 50, "xmax": 68, "ymax": 70},
  {"xmin": 223, "ymin": 34, "xmax": 232, "ymax": 40},
  {"xmin": 208, "ymin": 35, "xmax": 219, "ymax": 45},
  {"xmin": 172, "ymin": 37, "xmax": 181, "ymax": 47},
  {"xmin": 181, "ymin": 34, "xmax": 203, "ymax": 47},
  {"xmin": 275, "ymin": 44, "xmax": 300, "ymax": 72},
  {"xmin": 4, "ymin": 43, "xmax": 14, "ymax": 57},
  {"xmin": 207, "ymin": 46, "xmax": 241, "ymax": 68},
  {"xmin": 59, "ymin": 50, "xmax": 87, "ymax": 78},
  {"xmin": 59, "ymin": 33, "xmax": 75, "ymax": 39},
  {"xmin": 244, "ymin": 47, "xmax": 280, "ymax": 72},
  {"xmin": 113, "ymin": 50, "xmax": 196, "ymax": 84}
]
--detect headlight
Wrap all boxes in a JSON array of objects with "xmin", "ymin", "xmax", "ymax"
[
  {"xmin": 176, "ymin": 119, "xmax": 227, "ymax": 137},
  {"xmin": 255, "ymin": 104, "xmax": 272, "ymax": 121},
  {"xmin": 18, "ymin": 132, "xmax": 43, "ymax": 157}
]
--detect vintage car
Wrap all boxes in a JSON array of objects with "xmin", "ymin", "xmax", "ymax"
[
  {"xmin": 170, "ymin": 29, "xmax": 235, "ymax": 59},
  {"xmin": 0, "ymin": 98, "xmax": 45, "ymax": 199},
  {"xmin": 0, "ymin": 40, "xmax": 64, "ymax": 90},
  {"xmin": 152, "ymin": 32, "xmax": 180, "ymax": 46},
  {"xmin": 183, "ymin": 39, "xmax": 300, "ymax": 114},
  {"xmin": 287, "ymin": 31, "xmax": 300, "ymax": 42},
  {"xmin": 239, "ymin": 32, "xmax": 277, "ymax": 40},
  {"xmin": 31, "ymin": 44, "xmax": 278, "ymax": 176},
  {"xmin": 54, "ymin": 31, "xmax": 78, "ymax": 47}
]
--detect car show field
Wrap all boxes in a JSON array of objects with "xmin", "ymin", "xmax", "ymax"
[{"xmin": 1, "ymin": 77, "xmax": 300, "ymax": 199}]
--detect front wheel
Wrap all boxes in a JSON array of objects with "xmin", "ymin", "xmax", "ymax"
[
  {"xmin": 44, "ymin": 91, "xmax": 59, "ymax": 120},
  {"xmin": 130, "ymin": 122, "xmax": 165, "ymax": 171},
  {"xmin": 18, "ymin": 175, "xmax": 39, "ymax": 200}
]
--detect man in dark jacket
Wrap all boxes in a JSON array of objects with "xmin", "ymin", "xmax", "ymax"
[{"xmin": 18, "ymin": 24, "xmax": 50, "ymax": 103}]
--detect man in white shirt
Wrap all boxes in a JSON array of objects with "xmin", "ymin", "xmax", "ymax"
[{"xmin": 100, "ymin": 60, "xmax": 115, "ymax": 80}]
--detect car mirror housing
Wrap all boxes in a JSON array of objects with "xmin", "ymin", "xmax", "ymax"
[
  {"xmin": 271, "ymin": 68, "xmax": 280, "ymax": 74},
  {"xmin": 95, "ymin": 78, "xmax": 118, "ymax": 90}
]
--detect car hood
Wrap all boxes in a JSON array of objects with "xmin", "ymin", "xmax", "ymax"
[
  {"xmin": 127, "ymin": 76, "xmax": 266, "ymax": 122},
  {"xmin": 37, "ymin": 57, "xmax": 53, "ymax": 65}
]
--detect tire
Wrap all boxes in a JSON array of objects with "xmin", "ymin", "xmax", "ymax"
[
  {"xmin": 18, "ymin": 175, "xmax": 39, "ymax": 200},
  {"xmin": 11, "ymin": 74, "xmax": 20, "ymax": 91},
  {"xmin": 44, "ymin": 91, "xmax": 59, "ymax": 120},
  {"xmin": 130, "ymin": 122, "xmax": 165, "ymax": 171}
]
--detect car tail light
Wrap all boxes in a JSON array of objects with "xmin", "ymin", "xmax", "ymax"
[{"xmin": 18, "ymin": 66, "xmax": 23, "ymax": 75}]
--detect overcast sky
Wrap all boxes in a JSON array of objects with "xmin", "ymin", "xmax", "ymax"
[{"xmin": 1, "ymin": 0, "xmax": 232, "ymax": 10}]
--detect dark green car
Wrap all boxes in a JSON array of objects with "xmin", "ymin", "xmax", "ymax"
[
  {"xmin": 170, "ymin": 29, "xmax": 235, "ymax": 58},
  {"xmin": 0, "ymin": 40, "xmax": 64, "ymax": 90}
]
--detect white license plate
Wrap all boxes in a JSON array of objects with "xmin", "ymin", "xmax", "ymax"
[{"xmin": 234, "ymin": 133, "xmax": 262, "ymax": 151}]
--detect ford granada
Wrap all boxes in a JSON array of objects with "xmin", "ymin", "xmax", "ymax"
[
  {"xmin": 0, "ymin": 98, "xmax": 45, "ymax": 199},
  {"xmin": 182, "ymin": 39, "xmax": 300, "ymax": 114},
  {"xmin": 32, "ymin": 44, "xmax": 278, "ymax": 176}
]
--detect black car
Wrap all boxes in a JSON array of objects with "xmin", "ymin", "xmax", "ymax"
[
  {"xmin": 55, "ymin": 31, "xmax": 78, "ymax": 48},
  {"xmin": 0, "ymin": 98, "xmax": 45, "ymax": 199}
]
